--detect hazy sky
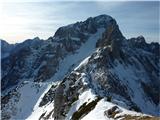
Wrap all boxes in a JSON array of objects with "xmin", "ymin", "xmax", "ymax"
[{"xmin": 0, "ymin": 0, "xmax": 159, "ymax": 43}]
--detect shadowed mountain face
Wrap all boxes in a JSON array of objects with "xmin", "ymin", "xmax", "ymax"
[
  {"xmin": 1, "ymin": 15, "xmax": 119, "ymax": 91},
  {"xmin": 1, "ymin": 15, "xmax": 160, "ymax": 120}
]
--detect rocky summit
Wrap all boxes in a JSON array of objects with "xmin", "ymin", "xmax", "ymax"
[{"xmin": 1, "ymin": 14, "xmax": 160, "ymax": 120}]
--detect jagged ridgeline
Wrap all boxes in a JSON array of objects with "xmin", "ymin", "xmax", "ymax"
[{"xmin": 1, "ymin": 15, "xmax": 160, "ymax": 120}]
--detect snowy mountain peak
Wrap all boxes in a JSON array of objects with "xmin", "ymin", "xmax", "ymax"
[
  {"xmin": 90, "ymin": 14, "xmax": 114, "ymax": 23},
  {"xmin": 54, "ymin": 14, "xmax": 117, "ymax": 39},
  {"xmin": 1, "ymin": 14, "xmax": 160, "ymax": 120}
]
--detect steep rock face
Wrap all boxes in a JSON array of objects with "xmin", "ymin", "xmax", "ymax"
[
  {"xmin": 95, "ymin": 19, "xmax": 124, "ymax": 59},
  {"xmin": 96, "ymin": 18, "xmax": 124, "ymax": 47}
]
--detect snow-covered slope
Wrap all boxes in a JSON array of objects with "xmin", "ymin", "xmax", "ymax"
[
  {"xmin": 1, "ymin": 14, "xmax": 160, "ymax": 120},
  {"xmin": 48, "ymin": 28, "xmax": 105, "ymax": 81},
  {"xmin": 2, "ymin": 81, "xmax": 52, "ymax": 120}
]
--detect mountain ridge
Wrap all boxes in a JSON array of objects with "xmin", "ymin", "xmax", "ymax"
[{"xmin": 1, "ymin": 14, "xmax": 160, "ymax": 120}]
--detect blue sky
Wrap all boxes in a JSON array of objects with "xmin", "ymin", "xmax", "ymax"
[{"xmin": 0, "ymin": 0, "xmax": 159, "ymax": 43}]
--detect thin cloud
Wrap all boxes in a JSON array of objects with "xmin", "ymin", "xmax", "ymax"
[{"xmin": 0, "ymin": 1, "xmax": 159, "ymax": 43}]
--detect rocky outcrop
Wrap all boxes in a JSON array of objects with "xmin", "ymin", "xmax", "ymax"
[
  {"xmin": 104, "ymin": 106, "xmax": 121, "ymax": 118},
  {"xmin": 54, "ymin": 72, "xmax": 82, "ymax": 120},
  {"xmin": 95, "ymin": 18, "xmax": 124, "ymax": 59}
]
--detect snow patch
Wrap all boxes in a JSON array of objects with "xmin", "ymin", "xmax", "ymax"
[
  {"xmin": 49, "ymin": 28, "xmax": 105, "ymax": 81},
  {"xmin": 82, "ymin": 99, "xmax": 146, "ymax": 120},
  {"xmin": 8, "ymin": 81, "xmax": 50, "ymax": 120}
]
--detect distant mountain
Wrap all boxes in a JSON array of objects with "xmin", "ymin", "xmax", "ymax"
[
  {"xmin": 1, "ymin": 14, "xmax": 160, "ymax": 120},
  {"xmin": 1, "ymin": 39, "xmax": 15, "ymax": 59}
]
